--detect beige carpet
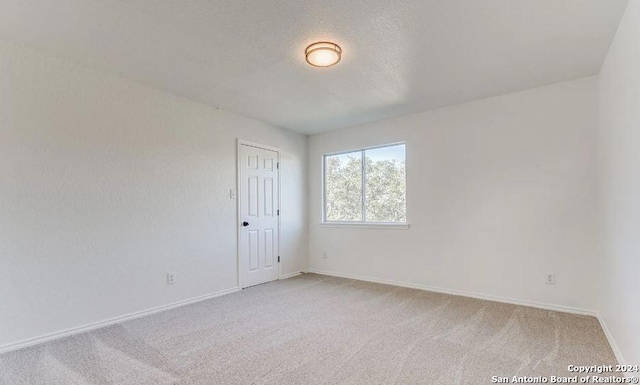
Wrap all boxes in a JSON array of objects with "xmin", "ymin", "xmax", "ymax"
[{"xmin": 0, "ymin": 273, "xmax": 620, "ymax": 385}]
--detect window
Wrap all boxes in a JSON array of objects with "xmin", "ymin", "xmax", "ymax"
[{"xmin": 323, "ymin": 143, "xmax": 406, "ymax": 224}]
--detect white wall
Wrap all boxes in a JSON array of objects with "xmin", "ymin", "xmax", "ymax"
[
  {"xmin": 309, "ymin": 77, "xmax": 600, "ymax": 312},
  {"xmin": 598, "ymin": 0, "xmax": 640, "ymax": 365},
  {"xmin": 0, "ymin": 40, "xmax": 308, "ymax": 348}
]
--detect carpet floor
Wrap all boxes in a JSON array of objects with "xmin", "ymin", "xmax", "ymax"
[{"xmin": 0, "ymin": 273, "xmax": 620, "ymax": 385}]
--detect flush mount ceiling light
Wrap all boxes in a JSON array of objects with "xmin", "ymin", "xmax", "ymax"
[{"xmin": 305, "ymin": 42, "xmax": 342, "ymax": 67}]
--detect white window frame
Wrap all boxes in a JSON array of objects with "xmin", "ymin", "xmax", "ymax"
[{"xmin": 321, "ymin": 142, "xmax": 408, "ymax": 229}]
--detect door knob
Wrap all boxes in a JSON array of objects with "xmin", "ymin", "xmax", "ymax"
[{"xmin": 242, "ymin": 221, "xmax": 249, "ymax": 227}]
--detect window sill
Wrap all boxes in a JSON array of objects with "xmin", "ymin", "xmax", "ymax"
[{"xmin": 320, "ymin": 222, "xmax": 410, "ymax": 230}]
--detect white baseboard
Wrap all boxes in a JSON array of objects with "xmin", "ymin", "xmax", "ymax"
[
  {"xmin": 2, "ymin": 273, "xmax": 303, "ymax": 355},
  {"xmin": 0, "ymin": 286, "xmax": 241, "ymax": 355},
  {"xmin": 3, "ymin": 270, "xmax": 629, "ymax": 376},
  {"xmin": 307, "ymin": 269, "xmax": 638, "ymax": 368},
  {"xmin": 305, "ymin": 269, "xmax": 598, "ymax": 316},
  {"xmin": 597, "ymin": 314, "xmax": 629, "ymax": 373},
  {"xmin": 279, "ymin": 271, "xmax": 304, "ymax": 280}
]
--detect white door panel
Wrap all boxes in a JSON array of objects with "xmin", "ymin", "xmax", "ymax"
[{"xmin": 239, "ymin": 144, "xmax": 279, "ymax": 288}]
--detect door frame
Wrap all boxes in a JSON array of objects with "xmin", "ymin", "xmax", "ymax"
[{"xmin": 236, "ymin": 139, "xmax": 282, "ymax": 289}]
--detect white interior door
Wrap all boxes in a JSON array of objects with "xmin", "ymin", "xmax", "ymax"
[{"xmin": 239, "ymin": 143, "xmax": 279, "ymax": 288}]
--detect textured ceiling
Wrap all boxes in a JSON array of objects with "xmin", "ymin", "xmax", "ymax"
[{"xmin": 0, "ymin": 0, "xmax": 629, "ymax": 134}]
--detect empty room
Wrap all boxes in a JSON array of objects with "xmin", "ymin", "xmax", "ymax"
[{"xmin": 1, "ymin": 0, "xmax": 638, "ymax": 384}]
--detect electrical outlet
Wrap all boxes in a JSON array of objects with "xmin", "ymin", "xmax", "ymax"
[
  {"xmin": 546, "ymin": 273, "xmax": 555, "ymax": 285},
  {"xmin": 322, "ymin": 251, "xmax": 328, "ymax": 259},
  {"xmin": 230, "ymin": 189, "xmax": 236, "ymax": 199},
  {"xmin": 167, "ymin": 273, "xmax": 176, "ymax": 285}
]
